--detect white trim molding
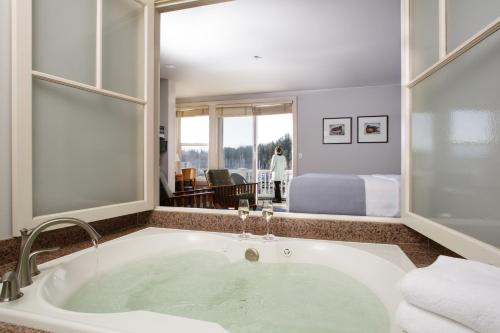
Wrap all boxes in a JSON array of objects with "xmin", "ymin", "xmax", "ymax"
[
  {"xmin": 438, "ymin": 0, "xmax": 447, "ymax": 58},
  {"xmin": 144, "ymin": 0, "xmax": 156, "ymax": 212},
  {"xmin": 408, "ymin": 17, "xmax": 500, "ymax": 88},
  {"xmin": 32, "ymin": 71, "xmax": 147, "ymax": 105},
  {"xmin": 95, "ymin": 0, "xmax": 103, "ymax": 89},
  {"xmin": 405, "ymin": 213, "xmax": 500, "ymax": 266},
  {"xmin": 11, "ymin": 0, "xmax": 33, "ymax": 236},
  {"xmin": 154, "ymin": 0, "xmax": 231, "ymax": 11},
  {"xmin": 400, "ymin": 0, "xmax": 411, "ymax": 217}
]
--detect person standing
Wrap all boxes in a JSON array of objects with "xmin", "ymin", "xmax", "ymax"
[{"xmin": 270, "ymin": 145, "xmax": 287, "ymax": 203}]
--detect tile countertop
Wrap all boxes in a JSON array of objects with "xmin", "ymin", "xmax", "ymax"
[
  {"xmin": 0, "ymin": 322, "xmax": 51, "ymax": 333},
  {"xmin": 0, "ymin": 210, "xmax": 460, "ymax": 333}
]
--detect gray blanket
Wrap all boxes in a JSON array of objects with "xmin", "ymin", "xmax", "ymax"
[{"xmin": 288, "ymin": 174, "xmax": 366, "ymax": 215}]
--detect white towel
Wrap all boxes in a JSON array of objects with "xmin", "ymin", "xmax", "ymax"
[
  {"xmin": 400, "ymin": 256, "xmax": 500, "ymax": 333},
  {"xmin": 397, "ymin": 301, "xmax": 476, "ymax": 333}
]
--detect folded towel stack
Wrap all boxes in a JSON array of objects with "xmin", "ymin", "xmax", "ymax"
[{"xmin": 396, "ymin": 256, "xmax": 500, "ymax": 333}]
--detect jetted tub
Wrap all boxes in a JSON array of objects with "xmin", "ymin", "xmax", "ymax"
[{"xmin": 0, "ymin": 228, "xmax": 414, "ymax": 333}]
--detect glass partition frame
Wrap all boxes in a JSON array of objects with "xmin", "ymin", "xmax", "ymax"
[
  {"xmin": 11, "ymin": 0, "xmax": 155, "ymax": 233},
  {"xmin": 403, "ymin": 0, "xmax": 500, "ymax": 263}
]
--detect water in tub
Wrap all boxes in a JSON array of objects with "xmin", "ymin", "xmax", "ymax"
[{"xmin": 64, "ymin": 251, "xmax": 389, "ymax": 333}]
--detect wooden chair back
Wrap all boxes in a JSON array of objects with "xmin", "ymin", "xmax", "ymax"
[{"xmin": 181, "ymin": 168, "xmax": 197, "ymax": 188}]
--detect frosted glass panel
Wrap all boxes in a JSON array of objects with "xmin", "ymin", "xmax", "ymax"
[
  {"xmin": 102, "ymin": 0, "xmax": 144, "ymax": 98},
  {"xmin": 32, "ymin": 79, "xmax": 144, "ymax": 216},
  {"xmin": 447, "ymin": 0, "xmax": 500, "ymax": 51},
  {"xmin": 33, "ymin": 0, "xmax": 96, "ymax": 84},
  {"xmin": 410, "ymin": 0, "xmax": 439, "ymax": 78},
  {"xmin": 411, "ymin": 31, "xmax": 500, "ymax": 247}
]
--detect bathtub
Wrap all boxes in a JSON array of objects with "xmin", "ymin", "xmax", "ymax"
[{"xmin": 0, "ymin": 228, "xmax": 414, "ymax": 333}]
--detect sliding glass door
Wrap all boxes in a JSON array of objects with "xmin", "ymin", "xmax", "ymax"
[
  {"xmin": 217, "ymin": 104, "xmax": 294, "ymax": 198},
  {"xmin": 256, "ymin": 113, "xmax": 293, "ymax": 198}
]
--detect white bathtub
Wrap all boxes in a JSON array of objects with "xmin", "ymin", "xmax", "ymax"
[{"xmin": 0, "ymin": 228, "xmax": 414, "ymax": 333}]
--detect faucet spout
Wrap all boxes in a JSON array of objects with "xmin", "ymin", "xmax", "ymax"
[{"xmin": 15, "ymin": 217, "xmax": 101, "ymax": 288}]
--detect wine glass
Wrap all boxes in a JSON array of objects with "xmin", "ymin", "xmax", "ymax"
[
  {"xmin": 262, "ymin": 200, "xmax": 274, "ymax": 240},
  {"xmin": 238, "ymin": 199, "xmax": 250, "ymax": 238}
]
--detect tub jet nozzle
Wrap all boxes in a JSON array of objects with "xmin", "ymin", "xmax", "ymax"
[{"xmin": 245, "ymin": 248, "xmax": 259, "ymax": 262}]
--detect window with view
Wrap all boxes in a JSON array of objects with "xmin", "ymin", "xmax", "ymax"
[
  {"xmin": 220, "ymin": 116, "xmax": 254, "ymax": 182},
  {"xmin": 179, "ymin": 116, "xmax": 209, "ymax": 178}
]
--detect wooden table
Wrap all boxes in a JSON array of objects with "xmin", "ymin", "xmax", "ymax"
[{"xmin": 175, "ymin": 174, "xmax": 208, "ymax": 192}]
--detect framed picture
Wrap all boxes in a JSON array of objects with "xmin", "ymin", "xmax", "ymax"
[
  {"xmin": 357, "ymin": 115, "xmax": 389, "ymax": 143},
  {"xmin": 323, "ymin": 117, "xmax": 352, "ymax": 144}
]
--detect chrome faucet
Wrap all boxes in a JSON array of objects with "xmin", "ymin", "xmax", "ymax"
[{"xmin": 0, "ymin": 217, "xmax": 101, "ymax": 302}]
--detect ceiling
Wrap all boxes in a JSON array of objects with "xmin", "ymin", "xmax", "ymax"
[{"xmin": 160, "ymin": 0, "xmax": 401, "ymax": 99}]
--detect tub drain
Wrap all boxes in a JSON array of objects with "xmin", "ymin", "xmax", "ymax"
[
  {"xmin": 245, "ymin": 248, "xmax": 259, "ymax": 262},
  {"xmin": 283, "ymin": 248, "xmax": 292, "ymax": 257}
]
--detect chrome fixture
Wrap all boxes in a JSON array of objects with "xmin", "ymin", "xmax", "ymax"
[
  {"xmin": 19, "ymin": 226, "xmax": 61, "ymax": 277},
  {"xmin": 245, "ymin": 248, "xmax": 259, "ymax": 262},
  {"xmin": 17, "ymin": 218, "xmax": 101, "ymax": 287},
  {"xmin": 0, "ymin": 218, "xmax": 101, "ymax": 302}
]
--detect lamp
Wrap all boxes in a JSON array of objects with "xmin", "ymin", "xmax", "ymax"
[{"xmin": 175, "ymin": 153, "xmax": 181, "ymax": 173}]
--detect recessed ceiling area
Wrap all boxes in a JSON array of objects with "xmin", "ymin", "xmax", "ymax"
[{"xmin": 160, "ymin": 0, "xmax": 401, "ymax": 99}]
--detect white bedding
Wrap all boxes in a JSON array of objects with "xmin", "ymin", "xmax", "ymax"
[{"xmin": 359, "ymin": 174, "xmax": 401, "ymax": 217}]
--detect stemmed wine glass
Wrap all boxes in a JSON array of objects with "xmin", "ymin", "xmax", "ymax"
[
  {"xmin": 238, "ymin": 199, "xmax": 250, "ymax": 238},
  {"xmin": 262, "ymin": 200, "xmax": 274, "ymax": 240}
]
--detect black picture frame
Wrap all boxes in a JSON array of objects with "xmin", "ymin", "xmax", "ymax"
[
  {"xmin": 322, "ymin": 117, "xmax": 352, "ymax": 144},
  {"xmin": 357, "ymin": 115, "xmax": 389, "ymax": 143}
]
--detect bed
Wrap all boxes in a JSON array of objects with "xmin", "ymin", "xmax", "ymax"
[{"xmin": 287, "ymin": 174, "xmax": 400, "ymax": 217}]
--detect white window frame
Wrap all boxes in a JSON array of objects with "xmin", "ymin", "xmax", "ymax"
[
  {"xmin": 401, "ymin": 0, "xmax": 500, "ymax": 264},
  {"xmin": 11, "ymin": 0, "xmax": 155, "ymax": 234}
]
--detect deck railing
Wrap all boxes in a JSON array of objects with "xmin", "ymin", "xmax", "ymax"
[
  {"xmin": 216, "ymin": 168, "xmax": 293, "ymax": 199},
  {"xmin": 257, "ymin": 169, "xmax": 293, "ymax": 199}
]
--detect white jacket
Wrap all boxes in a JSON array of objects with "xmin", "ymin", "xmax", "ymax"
[{"xmin": 270, "ymin": 154, "xmax": 287, "ymax": 181}]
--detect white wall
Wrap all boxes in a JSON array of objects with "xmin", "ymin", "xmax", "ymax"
[
  {"xmin": 177, "ymin": 84, "xmax": 401, "ymax": 175},
  {"xmin": 0, "ymin": 0, "xmax": 12, "ymax": 240}
]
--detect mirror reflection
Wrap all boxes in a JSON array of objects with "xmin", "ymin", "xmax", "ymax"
[{"xmin": 158, "ymin": 0, "xmax": 402, "ymax": 218}]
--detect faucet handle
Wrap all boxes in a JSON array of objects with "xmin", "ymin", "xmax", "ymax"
[
  {"xmin": 29, "ymin": 247, "xmax": 60, "ymax": 276},
  {"xmin": 19, "ymin": 228, "xmax": 31, "ymax": 248},
  {"xmin": 0, "ymin": 271, "xmax": 23, "ymax": 302}
]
